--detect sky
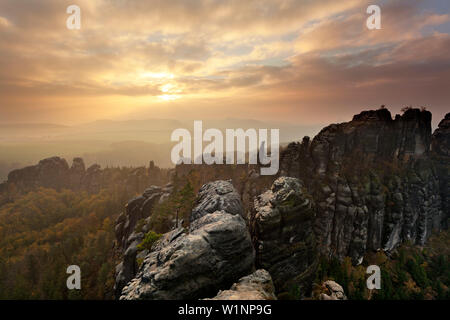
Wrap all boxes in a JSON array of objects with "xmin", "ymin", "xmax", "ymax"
[{"xmin": 0, "ymin": 0, "xmax": 449, "ymax": 127}]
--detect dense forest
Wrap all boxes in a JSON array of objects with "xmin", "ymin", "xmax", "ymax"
[
  {"xmin": 0, "ymin": 186, "xmax": 133, "ymax": 299},
  {"xmin": 313, "ymin": 228, "xmax": 450, "ymax": 300}
]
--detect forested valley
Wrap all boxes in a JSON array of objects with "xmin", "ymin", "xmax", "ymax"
[{"xmin": 0, "ymin": 185, "xmax": 132, "ymax": 299}]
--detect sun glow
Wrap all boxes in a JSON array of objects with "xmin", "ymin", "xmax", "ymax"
[
  {"xmin": 160, "ymin": 83, "xmax": 175, "ymax": 93},
  {"xmin": 158, "ymin": 94, "xmax": 181, "ymax": 101}
]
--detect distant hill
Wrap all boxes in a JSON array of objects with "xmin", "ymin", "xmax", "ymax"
[{"xmin": 0, "ymin": 118, "xmax": 322, "ymax": 180}]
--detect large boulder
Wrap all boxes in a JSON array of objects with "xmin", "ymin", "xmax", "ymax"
[
  {"xmin": 120, "ymin": 180, "xmax": 255, "ymax": 300},
  {"xmin": 190, "ymin": 180, "xmax": 243, "ymax": 221},
  {"xmin": 252, "ymin": 176, "xmax": 318, "ymax": 297},
  {"xmin": 206, "ymin": 269, "xmax": 276, "ymax": 300}
]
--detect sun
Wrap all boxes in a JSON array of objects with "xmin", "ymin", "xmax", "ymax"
[
  {"xmin": 158, "ymin": 94, "xmax": 181, "ymax": 101},
  {"xmin": 140, "ymin": 72, "xmax": 175, "ymax": 80},
  {"xmin": 160, "ymin": 83, "xmax": 175, "ymax": 93},
  {"xmin": 158, "ymin": 82, "xmax": 182, "ymax": 101}
]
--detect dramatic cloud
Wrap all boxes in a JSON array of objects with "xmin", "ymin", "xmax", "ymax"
[{"xmin": 0, "ymin": 0, "xmax": 448, "ymax": 126}]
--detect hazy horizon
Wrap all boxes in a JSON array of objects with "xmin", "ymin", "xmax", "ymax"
[
  {"xmin": 1, "ymin": 0, "xmax": 449, "ymax": 179},
  {"xmin": 0, "ymin": 116, "xmax": 324, "ymax": 181}
]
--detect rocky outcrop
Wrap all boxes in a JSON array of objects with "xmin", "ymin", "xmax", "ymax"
[
  {"xmin": 251, "ymin": 177, "xmax": 317, "ymax": 297},
  {"xmin": 115, "ymin": 185, "xmax": 173, "ymax": 250},
  {"xmin": 120, "ymin": 181, "xmax": 254, "ymax": 300},
  {"xmin": 120, "ymin": 213, "xmax": 254, "ymax": 300},
  {"xmin": 112, "ymin": 108, "xmax": 449, "ymax": 299},
  {"xmin": 319, "ymin": 280, "xmax": 347, "ymax": 300},
  {"xmin": 6, "ymin": 157, "xmax": 70, "ymax": 191},
  {"xmin": 114, "ymin": 184, "xmax": 173, "ymax": 297},
  {"xmin": 206, "ymin": 269, "xmax": 276, "ymax": 300},
  {"xmin": 279, "ymin": 108, "xmax": 446, "ymax": 263},
  {"xmin": 68, "ymin": 157, "xmax": 86, "ymax": 189},
  {"xmin": 432, "ymin": 113, "xmax": 450, "ymax": 157},
  {"xmin": 0, "ymin": 156, "xmax": 173, "ymax": 297},
  {"xmin": 432, "ymin": 113, "xmax": 450, "ymax": 226},
  {"xmin": 190, "ymin": 179, "xmax": 244, "ymax": 221},
  {"xmin": 1, "ymin": 157, "xmax": 171, "ymax": 198}
]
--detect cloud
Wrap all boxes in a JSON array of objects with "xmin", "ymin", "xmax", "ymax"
[
  {"xmin": 295, "ymin": 1, "xmax": 450, "ymax": 54},
  {"xmin": 0, "ymin": 0, "xmax": 448, "ymax": 126}
]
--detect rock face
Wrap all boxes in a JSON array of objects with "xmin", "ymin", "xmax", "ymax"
[
  {"xmin": 114, "ymin": 184, "xmax": 173, "ymax": 297},
  {"xmin": 279, "ymin": 108, "xmax": 446, "ymax": 263},
  {"xmin": 2, "ymin": 157, "xmax": 170, "ymax": 196},
  {"xmin": 206, "ymin": 269, "xmax": 276, "ymax": 300},
  {"xmin": 115, "ymin": 185, "xmax": 173, "ymax": 250},
  {"xmin": 432, "ymin": 113, "xmax": 450, "ymax": 157},
  {"xmin": 432, "ymin": 113, "xmax": 450, "ymax": 227},
  {"xmin": 120, "ymin": 181, "xmax": 255, "ymax": 300},
  {"xmin": 112, "ymin": 108, "xmax": 449, "ymax": 300},
  {"xmin": 190, "ymin": 179, "xmax": 244, "ymax": 221},
  {"xmin": 68, "ymin": 157, "xmax": 86, "ymax": 189},
  {"xmin": 6, "ymin": 157, "xmax": 70, "ymax": 191},
  {"xmin": 319, "ymin": 280, "xmax": 347, "ymax": 300},
  {"xmin": 251, "ymin": 177, "xmax": 317, "ymax": 297}
]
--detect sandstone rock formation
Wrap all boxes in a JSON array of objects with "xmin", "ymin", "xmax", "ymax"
[
  {"xmin": 278, "ymin": 108, "xmax": 446, "ymax": 263},
  {"xmin": 1, "ymin": 157, "xmax": 170, "ymax": 197},
  {"xmin": 432, "ymin": 113, "xmax": 450, "ymax": 157},
  {"xmin": 251, "ymin": 177, "xmax": 317, "ymax": 297},
  {"xmin": 206, "ymin": 269, "xmax": 276, "ymax": 300},
  {"xmin": 68, "ymin": 157, "xmax": 86, "ymax": 189},
  {"xmin": 112, "ymin": 108, "xmax": 449, "ymax": 300},
  {"xmin": 120, "ymin": 180, "xmax": 255, "ymax": 300},
  {"xmin": 432, "ymin": 113, "xmax": 450, "ymax": 227},
  {"xmin": 6, "ymin": 157, "xmax": 70, "ymax": 191},
  {"xmin": 190, "ymin": 179, "xmax": 244, "ymax": 221},
  {"xmin": 114, "ymin": 184, "xmax": 173, "ymax": 297}
]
